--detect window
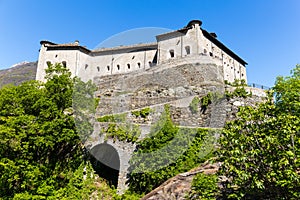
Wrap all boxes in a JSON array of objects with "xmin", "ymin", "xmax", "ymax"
[
  {"xmin": 62, "ymin": 61, "xmax": 67, "ymax": 67},
  {"xmin": 107, "ymin": 65, "xmax": 110, "ymax": 71},
  {"xmin": 97, "ymin": 66, "xmax": 100, "ymax": 72},
  {"xmin": 137, "ymin": 62, "xmax": 141, "ymax": 68},
  {"xmin": 55, "ymin": 54, "xmax": 58, "ymax": 58},
  {"xmin": 117, "ymin": 65, "xmax": 120, "ymax": 70},
  {"xmin": 132, "ymin": 56, "xmax": 135, "ymax": 59},
  {"xmin": 169, "ymin": 49, "xmax": 175, "ymax": 58},
  {"xmin": 127, "ymin": 64, "xmax": 130, "ymax": 69},
  {"xmin": 209, "ymin": 52, "xmax": 213, "ymax": 57},
  {"xmin": 185, "ymin": 46, "xmax": 191, "ymax": 55},
  {"xmin": 46, "ymin": 61, "xmax": 51, "ymax": 66},
  {"xmin": 85, "ymin": 64, "xmax": 88, "ymax": 70}
]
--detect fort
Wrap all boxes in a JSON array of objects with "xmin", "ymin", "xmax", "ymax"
[
  {"xmin": 36, "ymin": 20, "xmax": 247, "ymax": 83},
  {"xmin": 36, "ymin": 20, "xmax": 264, "ymax": 194}
]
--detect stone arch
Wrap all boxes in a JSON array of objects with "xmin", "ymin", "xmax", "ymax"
[{"xmin": 89, "ymin": 143, "xmax": 120, "ymax": 188}]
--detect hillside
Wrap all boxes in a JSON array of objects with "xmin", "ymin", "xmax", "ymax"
[{"xmin": 0, "ymin": 61, "xmax": 37, "ymax": 87}]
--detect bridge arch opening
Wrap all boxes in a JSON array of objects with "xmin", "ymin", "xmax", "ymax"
[{"xmin": 89, "ymin": 143, "xmax": 120, "ymax": 188}]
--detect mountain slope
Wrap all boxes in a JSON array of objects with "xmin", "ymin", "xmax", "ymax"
[{"xmin": 0, "ymin": 61, "xmax": 37, "ymax": 87}]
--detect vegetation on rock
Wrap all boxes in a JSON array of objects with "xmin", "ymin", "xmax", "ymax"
[{"xmin": 128, "ymin": 105, "xmax": 218, "ymax": 194}]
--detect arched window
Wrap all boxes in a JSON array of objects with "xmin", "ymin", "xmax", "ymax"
[
  {"xmin": 97, "ymin": 66, "xmax": 100, "ymax": 72},
  {"xmin": 127, "ymin": 64, "xmax": 130, "ymax": 69},
  {"xmin": 169, "ymin": 49, "xmax": 175, "ymax": 58},
  {"xmin": 62, "ymin": 61, "xmax": 67, "ymax": 67},
  {"xmin": 117, "ymin": 65, "xmax": 120, "ymax": 70},
  {"xmin": 107, "ymin": 65, "xmax": 110, "ymax": 71},
  {"xmin": 85, "ymin": 64, "xmax": 88, "ymax": 70},
  {"xmin": 185, "ymin": 46, "xmax": 191, "ymax": 55},
  {"xmin": 137, "ymin": 62, "xmax": 141, "ymax": 68}
]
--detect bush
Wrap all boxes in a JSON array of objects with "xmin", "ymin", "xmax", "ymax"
[
  {"xmin": 188, "ymin": 173, "xmax": 218, "ymax": 200},
  {"xmin": 128, "ymin": 105, "xmax": 218, "ymax": 194},
  {"xmin": 189, "ymin": 96, "xmax": 200, "ymax": 114}
]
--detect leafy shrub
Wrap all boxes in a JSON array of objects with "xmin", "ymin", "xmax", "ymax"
[
  {"xmin": 131, "ymin": 107, "xmax": 152, "ymax": 118},
  {"xmin": 200, "ymin": 92, "xmax": 213, "ymax": 113},
  {"xmin": 104, "ymin": 123, "xmax": 141, "ymax": 143},
  {"xmin": 225, "ymin": 79, "xmax": 247, "ymax": 87},
  {"xmin": 97, "ymin": 113, "xmax": 126, "ymax": 122},
  {"xmin": 225, "ymin": 86, "xmax": 251, "ymax": 99},
  {"xmin": 188, "ymin": 173, "xmax": 218, "ymax": 200},
  {"xmin": 128, "ymin": 104, "xmax": 218, "ymax": 194},
  {"xmin": 189, "ymin": 96, "xmax": 200, "ymax": 114}
]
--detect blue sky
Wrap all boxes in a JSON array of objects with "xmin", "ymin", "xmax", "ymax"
[{"xmin": 0, "ymin": 0, "xmax": 299, "ymax": 86}]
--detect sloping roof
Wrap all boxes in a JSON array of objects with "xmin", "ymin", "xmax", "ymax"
[
  {"xmin": 201, "ymin": 28, "xmax": 247, "ymax": 66},
  {"xmin": 155, "ymin": 27, "xmax": 191, "ymax": 39},
  {"xmin": 40, "ymin": 40, "xmax": 91, "ymax": 54},
  {"xmin": 92, "ymin": 42, "xmax": 158, "ymax": 54}
]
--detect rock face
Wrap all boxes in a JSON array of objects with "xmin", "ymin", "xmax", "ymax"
[
  {"xmin": 141, "ymin": 161, "xmax": 221, "ymax": 200},
  {"xmin": 0, "ymin": 61, "xmax": 37, "ymax": 87}
]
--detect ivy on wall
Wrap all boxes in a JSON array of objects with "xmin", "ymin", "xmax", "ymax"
[
  {"xmin": 131, "ymin": 107, "xmax": 152, "ymax": 118},
  {"xmin": 102, "ymin": 123, "xmax": 141, "ymax": 143},
  {"xmin": 97, "ymin": 113, "xmax": 127, "ymax": 123}
]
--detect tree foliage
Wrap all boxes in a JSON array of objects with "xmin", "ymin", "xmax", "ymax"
[
  {"xmin": 218, "ymin": 65, "xmax": 300, "ymax": 199},
  {"xmin": 128, "ymin": 105, "xmax": 217, "ymax": 194},
  {"xmin": 0, "ymin": 63, "xmax": 97, "ymax": 199}
]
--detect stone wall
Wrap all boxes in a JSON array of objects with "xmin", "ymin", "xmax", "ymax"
[{"xmin": 84, "ymin": 59, "xmax": 265, "ymax": 193}]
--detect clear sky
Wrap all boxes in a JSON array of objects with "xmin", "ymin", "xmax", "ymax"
[{"xmin": 0, "ymin": 0, "xmax": 299, "ymax": 87}]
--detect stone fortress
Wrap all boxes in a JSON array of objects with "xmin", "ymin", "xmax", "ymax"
[
  {"xmin": 36, "ymin": 20, "xmax": 265, "ymax": 193},
  {"xmin": 36, "ymin": 20, "xmax": 247, "ymax": 84}
]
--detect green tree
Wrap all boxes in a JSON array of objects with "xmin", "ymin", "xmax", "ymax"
[
  {"xmin": 218, "ymin": 65, "xmax": 300, "ymax": 199},
  {"xmin": 0, "ymin": 63, "xmax": 89, "ymax": 199}
]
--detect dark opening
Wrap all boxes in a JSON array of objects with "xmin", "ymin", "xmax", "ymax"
[
  {"xmin": 185, "ymin": 46, "xmax": 191, "ymax": 55},
  {"xmin": 62, "ymin": 61, "xmax": 67, "ymax": 67},
  {"xmin": 85, "ymin": 64, "xmax": 88, "ymax": 70},
  {"xmin": 137, "ymin": 62, "xmax": 141, "ymax": 68},
  {"xmin": 107, "ymin": 65, "xmax": 110, "ymax": 71},
  {"xmin": 90, "ymin": 144, "xmax": 120, "ymax": 188},
  {"xmin": 127, "ymin": 63, "xmax": 130, "ymax": 69},
  {"xmin": 169, "ymin": 49, "xmax": 175, "ymax": 58},
  {"xmin": 117, "ymin": 65, "xmax": 120, "ymax": 70},
  {"xmin": 97, "ymin": 66, "xmax": 100, "ymax": 72},
  {"xmin": 209, "ymin": 52, "xmax": 213, "ymax": 57}
]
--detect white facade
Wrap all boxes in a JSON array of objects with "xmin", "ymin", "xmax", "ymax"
[{"xmin": 36, "ymin": 20, "xmax": 247, "ymax": 83}]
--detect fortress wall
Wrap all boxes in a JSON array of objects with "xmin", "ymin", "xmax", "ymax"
[
  {"xmin": 37, "ymin": 20, "xmax": 247, "ymax": 85},
  {"xmin": 36, "ymin": 47, "xmax": 79, "ymax": 82},
  {"xmin": 77, "ymin": 49, "xmax": 157, "ymax": 82}
]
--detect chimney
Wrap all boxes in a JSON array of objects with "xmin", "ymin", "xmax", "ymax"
[
  {"xmin": 74, "ymin": 40, "xmax": 80, "ymax": 46},
  {"xmin": 210, "ymin": 33, "xmax": 217, "ymax": 38}
]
